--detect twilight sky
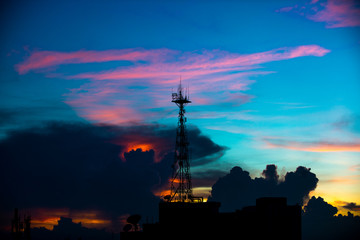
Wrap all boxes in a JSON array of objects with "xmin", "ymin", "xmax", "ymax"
[{"xmin": 1, "ymin": 0, "xmax": 360, "ymax": 231}]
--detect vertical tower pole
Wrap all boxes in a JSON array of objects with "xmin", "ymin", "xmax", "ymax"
[{"xmin": 169, "ymin": 83, "xmax": 193, "ymax": 202}]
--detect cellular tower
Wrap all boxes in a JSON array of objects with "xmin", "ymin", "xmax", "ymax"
[{"xmin": 168, "ymin": 82, "xmax": 201, "ymax": 202}]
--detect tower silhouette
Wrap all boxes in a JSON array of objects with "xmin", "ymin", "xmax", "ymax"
[
  {"xmin": 121, "ymin": 85, "xmax": 302, "ymax": 240},
  {"xmin": 168, "ymin": 82, "xmax": 197, "ymax": 202}
]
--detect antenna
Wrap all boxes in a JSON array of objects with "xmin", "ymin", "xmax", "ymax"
[
  {"xmin": 168, "ymin": 80, "xmax": 197, "ymax": 202},
  {"xmin": 127, "ymin": 215, "xmax": 141, "ymax": 232}
]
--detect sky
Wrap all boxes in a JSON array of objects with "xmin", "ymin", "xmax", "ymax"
[{"xmin": 1, "ymin": 0, "xmax": 360, "ymax": 232}]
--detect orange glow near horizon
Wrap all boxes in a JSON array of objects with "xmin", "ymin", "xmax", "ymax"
[
  {"xmin": 32, "ymin": 217, "xmax": 61, "ymax": 230},
  {"xmin": 26, "ymin": 208, "xmax": 113, "ymax": 230},
  {"xmin": 32, "ymin": 217, "xmax": 111, "ymax": 230},
  {"xmin": 309, "ymin": 190, "xmax": 360, "ymax": 217},
  {"xmin": 113, "ymin": 134, "xmax": 171, "ymax": 163},
  {"xmin": 126, "ymin": 144, "xmax": 153, "ymax": 153},
  {"xmin": 333, "ymin": 201, "xmax": 360, "ymax": 217},
  {"xmin": 119, "ymin": 143, "xmax": 155, "ymax": 162},
  {"xmin": 153, "ymin": 189, "xmax": 171, "ymax": 197}
]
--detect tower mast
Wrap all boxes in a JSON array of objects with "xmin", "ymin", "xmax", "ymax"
[{"xmin": 169, "ymin": 82, "xmax": 193, "ymax": 202}]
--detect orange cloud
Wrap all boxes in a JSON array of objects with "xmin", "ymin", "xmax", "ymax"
[
  {"xmin": 29, "ymin": 208, "xmax": 112, "ymax": 230},
  {"xmin": 264, "ymin": 137, "xmax": 360, "ymax": 152},
  {"xmin": 333, "ymin": 201, "xmax": 360, "ymax": 216},
  {"xmin": 112, "ymin": 133, "xmax": 172, "ymax": 163},
  {"xmin": 152, "ymin": 183, "xmax": 171, "ymax": 198},
  {"xmin": 29, "ymin": 208, "xmax": 69, "ymax": 229}
]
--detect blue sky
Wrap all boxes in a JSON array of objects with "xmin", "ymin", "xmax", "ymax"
[{"xmin": 1, "ymin": 0, "xmax": 360, "ymax": 223}]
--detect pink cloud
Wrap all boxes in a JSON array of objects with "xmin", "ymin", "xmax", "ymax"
[
  {"xmin": 65, "ymin": 45, "xmax": 328, "ymax": 85},
  {"xmin": 308, "ymin": 0, "xmax": 360, "ymax": 28},
  {"xmin": 277, "ymin": 0, "xmax": 360, "ymax": 28},
  {"xmin": 263, "ymin": 137, "xmax": 360, "ymax": 152},
  {"xmin": 287, "ymin": 45, "xmax": 330, "ymax": 57},
  {"xmin": 15, "ymin": 48, "xmax": 175, "ymax": 74},
  {"xmin": 17, "ymin": 45, "xmax": 329, "ymax": 77},
  {"xmin": 17, "ymin": 45, "xmax": 330, "ymax": 124},
  {"xmin": 82, "ymin": 108, "xmax": 141, "ymax": 125}
]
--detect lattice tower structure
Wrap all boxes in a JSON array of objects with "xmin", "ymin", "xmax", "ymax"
[{"xmin": 169, "ymin": 83, "xmax": 193, "ymax": 202}]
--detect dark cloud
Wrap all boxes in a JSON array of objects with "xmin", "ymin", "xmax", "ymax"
[
  {"xmin": 261, "ymin": 164, "xmax": 279, "ymax": 182},
  {"xmin": 0, "ymin": 121, "xmax": 226, "ymax": 230},
  {"xmin": 187, "ymin": 126, "xmax": 228, "ymax": 166},
  {"xmin": 280, "ymin": 166, "xmax": 318, "ymax": 205},
  {"xmin": 0, "ymin": 122, "xmax": 158, "ymax": 230},
  {"xmin": 303, "ymin": 197, "xmax": 360, "ymax": 240},
  {"xmin": 0, "ymin": 103, "xmax": 82, "ymax": 138},
  {"xmin": 304, "ymin": 196, "xmax": 338, "ymax": 218},
  {"xmin": 208, "ymin": 166, "xmax": 359, "ymax": 239},
  {"xmin": 342, "ymin": 202, "xmax": 360, "ymax": 212},
  {"xmin": 208, "ymin": 164, "xmax": 318, "ymax": 211}
]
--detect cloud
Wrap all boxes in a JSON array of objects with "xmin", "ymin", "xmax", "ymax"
[
  {"xmin": 308, "ymin": 0, "xmax": 360, "ymax": 28},
  {"xmin": 263, "ymin": 137, "xmax": 360, "ymax": 152},
  {"xmin": 207, "ymin": 166, "xmax": 359, "ymax": 238},
  {"xmin": 31, "ymin": 217, "xmax": 114, "ymax": 240},
  {"xmin": 342, "ymin": 202, "xmax": 360, "ymax": 211},
  {"xmin": 277, "ymin": 0, "xmax": 360, "ymax": 28},
  {"xmin": 0, "ymin": 121, "xmax": 226, "ymax": 231},
  {"xmin": 208, "ymin": 164, "xmax": 318, "ymax": 211},
  {"xmin": 16, "ymin": 45, "xmax": 330, "ymax": 125},
  {"xmin": 261, "ymin": 164, "xmax": 279, "ymax": 182},
  {"xmin": 303, "ymin": 197, "xmax": 360, "ymax": 240},
  {"xmin": 28, "ymin": 208, "xmax": 111, "ymax": 230},
  {"xmin": 0, "ymin": 103, "xmax": 82, "ymax": 139},
  {"xmin": 108, "ymin": 124, "xmax": 227, "ymax": 164},
  {"xmin": 15, "ymin": 48, "xmax": 176, "ymax": 75},
  {"xmin": 304, "ymin": 196, "xmax": 338, "ymax": 218},
  {"xmin": 17, "ymin": 45, "xmax": 330, "ymax": 76}
]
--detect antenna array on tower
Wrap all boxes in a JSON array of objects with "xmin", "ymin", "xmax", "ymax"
[{"xmin": 167, "ymin": 82, "xmax": 202, "ymax": 203}]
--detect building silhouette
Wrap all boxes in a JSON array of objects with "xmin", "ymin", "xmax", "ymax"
[
  {"xmin": 121, "ymin": 197, "xmax": 301, "ymax": 240},
  {"xmin": 11, "ymin": 208, "xmax": 31, "ymax": 240}
]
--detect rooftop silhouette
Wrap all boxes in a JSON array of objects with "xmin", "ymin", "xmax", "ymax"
[{"xmin": 121, "ymin": 197, "xmax": 301, "ymax": 240}]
